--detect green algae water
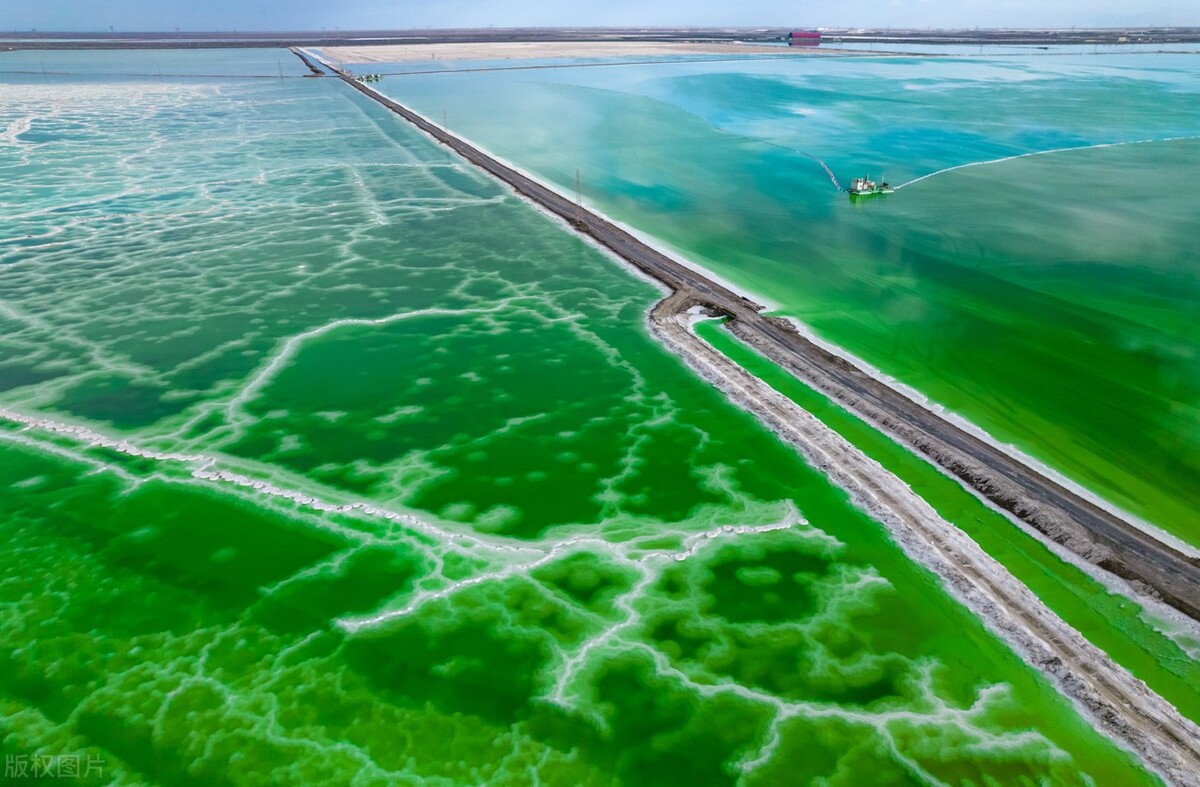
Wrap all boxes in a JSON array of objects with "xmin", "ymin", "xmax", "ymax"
[
  {"xmin": 0, "ymin": 48, "xmax": 1171, "ymax": 785},
  {"xmin": 694, "ymin": 318, "xmax": 1200, "ymax": 724},
  {"xmin": 376, "ymin": 47, "xmax": 1200, "ymax": 546}
]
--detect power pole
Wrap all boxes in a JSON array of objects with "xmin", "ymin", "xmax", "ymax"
[{"xmin": 565, "ymin": 169, "xmax": 587, "ymax": 230}]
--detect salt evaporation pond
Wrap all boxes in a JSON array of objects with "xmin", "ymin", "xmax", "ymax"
[
  {"xmin": 0, "ymin": 47, "xmax": 1182, "ymax": 784},
  {"xmin": 376, "ymin": 45, "xmax": 1200, "ymax": 546}
]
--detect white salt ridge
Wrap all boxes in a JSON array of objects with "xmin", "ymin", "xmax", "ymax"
[
  {"xmin": 1, "ymin": 407, "xmax": 211, "ymax": 464},
  {"xmin": 339, "ymin": 509, "xmax": 813, "ymax": 634},
  {"xmin": 1, "ymin": 116, "xmax": 33, "ymax": 145},
  {"xmin": 223, "ymin": 304, "xmax": 512, "ymax": 425},
  {"xmin": 0, "ymin": 407, "xmax": 549, "ymax": 562}
]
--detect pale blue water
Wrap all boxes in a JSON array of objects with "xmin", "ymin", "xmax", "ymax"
[{"xmin": 0, "ymin": 47, "xmax": 310, "ymax": 78}]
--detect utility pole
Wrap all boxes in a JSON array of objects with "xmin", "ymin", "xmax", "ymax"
[{"xmin": 575, "ymin": 168, "xmax": 582, "ymax": 219}]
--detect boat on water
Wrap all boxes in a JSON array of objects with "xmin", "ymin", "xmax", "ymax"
[{"xmin": 848, "ymin": 175, "xmax": 893, "ymax": 197}]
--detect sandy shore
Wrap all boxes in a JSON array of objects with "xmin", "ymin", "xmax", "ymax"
[{"xmin": 318, "ymin": 41, "xmax": 836, "ymax": 64}]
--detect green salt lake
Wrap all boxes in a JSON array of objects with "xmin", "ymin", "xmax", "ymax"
[
  {"xmin": 1, "ymin": 45, "xmax": 1195, "ymax": 784},
  {"xmin": 379, "ymin": 46, "xmax": 1200, "ymax": 545}
]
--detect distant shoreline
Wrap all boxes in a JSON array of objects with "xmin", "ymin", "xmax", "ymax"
[
  {"xmin": 4, "ymin": 26, "xmax": 1200, "ymax": 52},
  {"xmin": 317, "ymin": 42, "xmax": 844, "ymax": 65}
]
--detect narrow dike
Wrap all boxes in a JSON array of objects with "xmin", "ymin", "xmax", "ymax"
[{"xmin": 293, "ymin": 48, "xmax": 1200, "ymax": 783}]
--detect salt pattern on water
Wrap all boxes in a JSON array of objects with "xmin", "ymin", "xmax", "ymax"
[{"xmin": 0, "ymin": 49, "xmax": 1164, "ymax": 785}]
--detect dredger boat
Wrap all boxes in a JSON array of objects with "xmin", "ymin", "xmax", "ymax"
[{"xmin": 848, "ymin": 175, "xmax": 893, "ymax": 197}]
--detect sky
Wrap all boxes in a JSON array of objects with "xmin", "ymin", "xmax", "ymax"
[{"xmin": 5, "ymin": 0, "xmax": 1198, "ymax": 32}]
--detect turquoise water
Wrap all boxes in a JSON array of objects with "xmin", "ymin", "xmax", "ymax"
[
  {"xmin": 833, "ymin": 42, "xmax": 1200, "ymax": 56},
  {"xmin": 0, "ymin": 48, "xmax": 1176, "ymax": 784},
  {"xmin": 379, "ymin": 48, "xmax": 1200, "ymax": 544}
]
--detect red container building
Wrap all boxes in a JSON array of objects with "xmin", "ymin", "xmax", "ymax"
[{"xmin": 788, "ymin": 31, "xmax": 822, "ymax": 47}]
